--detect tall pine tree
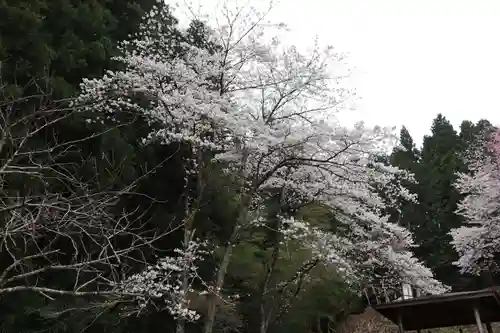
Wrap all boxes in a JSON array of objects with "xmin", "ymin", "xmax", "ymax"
[
  {"xmin": 412, "ymin": 115, "xmax": 463, "ymax": 288},
  {"xmin": 0, "ymin": 0, "xmax": 157, "ymax": 97},
  {"xmin": 389, "ymin": 126, "xmax": 422, "ymax": 232}
]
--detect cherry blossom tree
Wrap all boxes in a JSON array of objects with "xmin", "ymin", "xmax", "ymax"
[
  {"xmin": 253, "ymin": 212, "xmax": 445, "ymax": 333},
  {"xmin": 198, "ymin": 2, "xmax": 447, "ymax": 329},
  {"xmin": 76, "ymin": 0, "xmax": 447, "ymax": 331},
  {"xmin": 76, "ymin": 4, "xmax": 230, "ymax": 332},
  {"xmin": 451, "ymin": 127, "xmax": 500, "ymax": 275}
]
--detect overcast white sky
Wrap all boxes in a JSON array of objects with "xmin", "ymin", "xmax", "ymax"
[
  {"xmin": 177, "ymin": 0, "xmax": 500, "ymax": 147},
  {"xmin": 270, "ymin": 0, "xmax": 500, "ymax": 147}
]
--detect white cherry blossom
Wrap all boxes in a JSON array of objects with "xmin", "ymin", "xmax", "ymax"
[
  {"xmin": 451, "ymin": 128, "xmax": 500, "ymax": 275},
  {"xmin": 77, "ymin": 0, "xmax": 446, "ymax": 323}
]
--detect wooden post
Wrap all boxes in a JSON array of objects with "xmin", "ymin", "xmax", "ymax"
[
  {"xmin": 397, "ymin": 313, "xmax": 405, "ymax": 333},
  {"xmin": 372, "ymin": 285, "xmax": 380, "ymax": 305},
  {"xmin": 363, "ymin": 288, "xmax": 371, "ymax": 306},
  {"xmin": 473, "ymin": 307, "xmax": 485, "ymax": 333},
  {"xmin": 382, "ymin": 280, "xmax": 389, "ymax": 303},
  {"xmin": 486, "ymin": 322, "xmax": 493, "ymax": 333}
]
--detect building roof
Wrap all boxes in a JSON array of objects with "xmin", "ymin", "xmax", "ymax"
[{"xmin": 373, "ymin": 287, "xmax": 500, "ymax": 330}]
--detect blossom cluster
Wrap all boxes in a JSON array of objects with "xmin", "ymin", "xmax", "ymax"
[
  {"xmin": 115, "ymin": 239, "xmax": 208, "ymax": 320},
  {"xmin": 78, "ymin": 0, "xmax": 447, "ymax": 318},
  {"xmin": 451, "ymin": 128, "xmax": 500, "ymax": 274}
]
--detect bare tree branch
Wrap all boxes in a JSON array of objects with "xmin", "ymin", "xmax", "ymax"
[{"xmin": 0, "ymin": 92, "xmax": 175, "ymax": 305}]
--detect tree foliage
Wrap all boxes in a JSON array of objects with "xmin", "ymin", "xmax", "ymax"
[
  {"xmin": 0, "ymin": 1, "xmax": 458, "ymax": 333},
  {"xmin": 387, "ymin": 116, "xmax": 500, "ymax": 291},
  {"xmin": 451, "ymin": 127, "xmax": 500, "ymax": 276},
  {"xmin": 0, "ymin": 0, "xmax": 156, "ymax": 97}
]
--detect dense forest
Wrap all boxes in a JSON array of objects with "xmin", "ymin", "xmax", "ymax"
[{"xmin": 1, "ymin": 1, "xmax": 499, "ymax": 333}]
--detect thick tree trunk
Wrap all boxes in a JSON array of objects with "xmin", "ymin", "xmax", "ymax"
[
  {"xmin": 177, "ymin": 155, "xmax": 203, "ymax": 333},
  {"xmin": 204, "ymin": 150, "xmax": 251, "ymax": 333},
  {"xmin": 259, "ymin": 306, "xmax": 270, "ymax": 333},
  {"xmin": 203, "ymin": 241, "xmax": 234, "ymax": 333},
  {"xmin": 203, "ymin": 190, "xmax": 250, "ymax": 333},
  {"xmin": 176, "ymin": 226, "xmax": 194, "ymax": 333},
  {"xmin": 259, "ymin": 250, "xmax": 277, "ymax": 333},
  {"xmin": 259, "ymin": 210, "xmax": 283, "ymax": 333}
]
